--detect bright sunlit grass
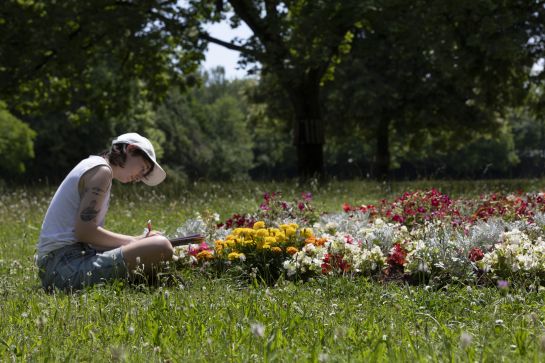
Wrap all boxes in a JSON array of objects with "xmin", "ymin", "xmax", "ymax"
[{"xmin": 2, "ymin": 179, "xmax": 545, "ymax": 361}]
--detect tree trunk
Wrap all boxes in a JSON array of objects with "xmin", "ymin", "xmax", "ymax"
[
  {"xmin": 374, "ymin": 119, "xmax": 390, "ymax": 180},
  {"xmin": 295, "ymin": 122, "xmax": 324, "ymax": 178},
  {"xmin": 290, "ymin": 80, "xmax": 324, "ymax": 178}
]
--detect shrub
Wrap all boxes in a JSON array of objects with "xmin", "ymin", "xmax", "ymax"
[{"xmin": 0, "ymin": 101, "xmax": 36, "ymax": 177}]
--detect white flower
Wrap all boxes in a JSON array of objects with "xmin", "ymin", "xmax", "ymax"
[
  {"xmin": 283, "ymin": 260, "xmax": 297, "ymax": 276},
  {"xmin": 250, "ymin": 323, "xmax": 265, "ymax": 338},
  {"xmin": 418, "ymin": 261, "xmax": 429, "ymax": 273},
  {"xmin": 303, "ymin": 243, "xmax": 317, "ymax": 255},
  {"xmin": 460, "ymin": 332, "xmax": 472, "ymax": 349}
]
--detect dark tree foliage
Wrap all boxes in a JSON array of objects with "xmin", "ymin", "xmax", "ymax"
[
  {"xmin": 0, "ymin": 0, "xmax": 203, "ymax": 114},
  {"xmin": 323, "ymin": 0, "xmax": 545, "ymax": 178},
  {"xmin": 0, "ymin": 0, "xmax": 203, "ymax": 181}
]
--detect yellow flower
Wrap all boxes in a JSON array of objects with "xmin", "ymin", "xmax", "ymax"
[
  {"xmin": 262, "ymin": 244, "xmax": 271, "ymax": 250},
  {"xmin": 265, "ymin": 236, "xmax": 277, "ymax": 245},
  {"xmin": 271, "ymin": 247, "xmax": 282, "ymax": 254},
  {"xmin": 253, "ymin": 221, "xmax": 266, "ymax": 230},
  {"xmin": 286, "ymin": 246, "xmax": 298, "ymax": 255},
  {"xmin": 285, "ymin": 228, "xmax": 296, "ymax": 237},
  {"xmin": 243, "ymin": 239, "xmax": 256, "ymax": 246},
  {"xmin": 280, "ymin": 224, "xmax": 290, "ymax": 231},
  {"xmin": 275, "ymin": 233, "xmax": 287, "ymax": 243},
  {"xmin": 256, "ymin": 228, "xmax": 269, "ymax": 237},
  {"xmin": 289, "ymin": 223, "xmax": 299, "ymax": 230},
  {"xmin": 214, "ymin": 242, "xmax": 224, "ymax": 253},
  {"xmin": 300, "ymin": 228, "xmax": 313, "ymax": 238},
  {"xmin": 228, "ymin": 252, "xmax": 240, "ymax": 261}
]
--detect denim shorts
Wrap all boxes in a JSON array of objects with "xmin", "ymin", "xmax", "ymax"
[{"xmin": 36, "ymin": 243, "xmax": 129, "ymax": 291}]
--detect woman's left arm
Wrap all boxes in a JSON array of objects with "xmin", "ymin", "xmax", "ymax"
[{"xmin": 75, "ymin": 165, "xmax": 137, "ymax": 249}]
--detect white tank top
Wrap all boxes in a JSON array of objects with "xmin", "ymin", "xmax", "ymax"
[{"xmin": 37, "ymin": 155, "xmax": 111, "ymax": 257}]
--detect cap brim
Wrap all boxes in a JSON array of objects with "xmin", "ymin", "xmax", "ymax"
[{"xmin": 142, "ymin": 162, "xmax": 166, "ymax": 186}]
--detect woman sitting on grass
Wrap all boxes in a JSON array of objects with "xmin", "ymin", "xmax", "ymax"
[{"xmin": 36, "ymin": 132, "xmax": 174, "ymax": 291}]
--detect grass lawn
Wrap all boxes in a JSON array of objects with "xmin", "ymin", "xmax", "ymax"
[{"xmin": 2, "ymin": 179, "xmax": 545, "ymax": 362}]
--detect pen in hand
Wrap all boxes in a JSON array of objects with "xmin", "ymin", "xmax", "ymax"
[{"xmin": 146, "ymin": 219, "xmax": 152, "ymax": 237}]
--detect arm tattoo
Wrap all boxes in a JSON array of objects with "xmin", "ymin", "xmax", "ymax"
[
  {"xmin": 80, "ymin": 200, "xmax": 101, "ymax": 222},
  {"xmin": 90, "ymin": 187, "xmax": 105, "ymax": 196},
  {"xmin": 83, "ymin": 187, "xmax": 105, "ymax": 197}
]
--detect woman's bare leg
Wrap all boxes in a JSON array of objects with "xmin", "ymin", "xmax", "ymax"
[{"xmin": 121, "ymin": 235, "xmax": 173, "ymax": 274}]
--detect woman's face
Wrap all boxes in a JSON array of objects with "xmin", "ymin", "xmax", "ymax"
[{"xmin": 116, "ymin": 145, "xmax": 153, "ymax": 184}]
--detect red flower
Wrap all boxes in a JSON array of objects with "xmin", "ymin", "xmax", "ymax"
[
  {"xmin": 321, "ymin": 253, "xmax": 350, "ymax": 274},
  {"xmin": 321, "ymin": 253, "xmax": 332, "ymax": 273},
  {"xmin": 468, "ymin": 247, "xmax": 484, "ymax": 262},
  {"xmin": 387, "ymin": 243, "xmax": 407, "ymax": 267}
]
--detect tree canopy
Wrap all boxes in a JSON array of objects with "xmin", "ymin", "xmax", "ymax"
[
  {"xmin": 1, "ymin": 0, "xmax": 545, "ymax": 182},
  {"xmin": 0, "ymin": 0, "xmax": 203, "ymax": 116}
]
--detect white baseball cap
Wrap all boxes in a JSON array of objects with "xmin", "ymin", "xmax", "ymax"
[{"xmin": 112, "ymin": 132, "xmax": 166, "ymax": 186}]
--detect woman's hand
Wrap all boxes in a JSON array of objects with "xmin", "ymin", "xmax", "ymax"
[{"xmin": 136, "ymin": 230, "xmax": 164, "ymax": 240}]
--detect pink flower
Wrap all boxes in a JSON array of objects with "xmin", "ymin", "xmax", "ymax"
[{"xmin": 302, "ymin": 192, "xmax": 313, "ymax": 202}]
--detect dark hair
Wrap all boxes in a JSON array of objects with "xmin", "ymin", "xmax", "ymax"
[{"xmin": 101, "ymin": 143, "xmax": 155, "ymax": 177}]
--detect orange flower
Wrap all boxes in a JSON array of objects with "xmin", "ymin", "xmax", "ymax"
[
  {"xmin": 314, "ymin": 238, "xmax": 327, "ymax": 247},
  {"xmin": 304, "ymin": 237, "xmax": 315, "ymax": 244},
  {"xmin": 271, "ymin": 247, "xmax": 282, "ymax": 254},
  {"xmin": 197, "ymin": 250, "xmax": 214, "ymax": 261},
  {"xmin": 286, "ymin": 246, "xmax": 298, "ymax": 255},
  {"xmin": 305, "ymin": 237, "xmax": 327, "ymax": 246}
]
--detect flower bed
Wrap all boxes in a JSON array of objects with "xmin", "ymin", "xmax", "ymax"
[{"xmin": 171, "ymin": 190, "xmax": 545, "ymax": 287}]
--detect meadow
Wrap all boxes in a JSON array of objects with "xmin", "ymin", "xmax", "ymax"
[{"xmin": 3, "ymin": 179, "xmax": 545, "ymax": 362}]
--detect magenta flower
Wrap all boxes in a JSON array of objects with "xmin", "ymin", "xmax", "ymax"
[{"xmin": 302, "ymin": 192, "xmax": 313, "ymax": 202}]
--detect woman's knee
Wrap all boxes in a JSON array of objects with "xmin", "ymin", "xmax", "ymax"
[{"xmin": 155, "ymin": 236, "xmax": 174, "ymax": 257}]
